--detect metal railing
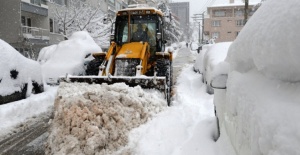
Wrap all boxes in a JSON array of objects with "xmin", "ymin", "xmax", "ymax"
[{"xmin": 21, "ymin": 26, "xmax": 50, "ymax": 40}]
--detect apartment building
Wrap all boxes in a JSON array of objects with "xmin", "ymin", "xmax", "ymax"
[
  {"xmin": 0, "ymin": 0, "xmax": 129, "ymax": 60},
  {"xmin": 107, "ymin": 0, "xmax": 128, "ymax": 18},
  {"xmin": 0, "ymin": 0, "xmax": 51, "ymax": 59},
  {"xmin": 169, "ymin": 2, "xmax": 189, "ymax": 39},
  {"xmin": 203, "ymin": 0, "xmax": 260, "ymax": 43}
]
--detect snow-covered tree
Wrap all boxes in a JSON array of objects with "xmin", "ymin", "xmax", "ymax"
[
  {"xmin": 157, "ymin": 2, "xmax": 183, "ymax": 44},
  {"xmin": 55, "ymin": 0, "xmax": 111, "ymax": 47}
]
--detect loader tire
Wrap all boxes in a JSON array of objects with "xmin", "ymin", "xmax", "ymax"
[
  {"xmin": 156, "ymin": 58, "xmax": 172, "ymax": 106},
  {"xmin": 86, "ymin": 58, "xmax": 103, "ymax": 75}
]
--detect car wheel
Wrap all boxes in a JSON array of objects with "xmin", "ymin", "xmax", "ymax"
[{"xmin": 212, "ymin": 106, "xmax": 220, "ymax": 141}]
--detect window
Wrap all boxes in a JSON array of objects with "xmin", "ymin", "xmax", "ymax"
[
  {"xmin": 49, "ymin": 18, "xmax": 60, "ymax": 33},
  {"xmin": 214, "ymin": 10, "xmax": 225, "ymax": 17},
  {"xmin": 21, "ymin": 16, "xmax": 32, "ymax": 33},
  {"xmin": 236, "ymin": 19, "xmax": 245, "ymax": 26},
  {"xmin": 249, "ymin": 10, "xmax": 256, "ymax": 16},
  {"xmin": 30, "ymin": 0, "xmax": 41, "ymax": 6},
  {"xmin": 49, "ymin": 19, "xmax": 54, "ymax": 33},
  {"xmin": 50, "ymin": 0, "xmax": 67, "ymax": 5},
  {"xmin": 212, "ymin": 20, "xmax": 221, "ymax": 27},
  {"xmin": 21, "ymin": 16, "xmax": 26, "ymax": 26},
  {"xmin": 116, "ymin": 2, "xmax": 121, "ymax": 11},
  {"xmin": 236, "ymin": 31, "xmax": 240, "ymax": 36},
  {"xmin": 235, "ymin": 10, "xmax": 244, "ymax": 16},
  {"xmin": 212, "ymin": 32, "xmax": 220, "ymax": 39}
]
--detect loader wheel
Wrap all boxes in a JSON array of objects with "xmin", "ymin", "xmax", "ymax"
[
  {"xmin": 156, "ymin": 58, "xmax": 172, "ymax": 106},
  {"xmin": 86, "ymin": 58, "xmax": 104, "ymax": 75}
]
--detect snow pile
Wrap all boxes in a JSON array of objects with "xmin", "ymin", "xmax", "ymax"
[
  {"xmin": 38, "ymin": 31, "xmax": 102, "ymax": 84},
  {"xmin": 0, "ymin": 39, "xmax": 43, "ymax": 96},
  {"xmin": 46, "ymin": 82, "xmax": 166, "ymax": 155},
  {"xmin": 226, "ymin": 1, "xmax": 300, "ymax": 82}
]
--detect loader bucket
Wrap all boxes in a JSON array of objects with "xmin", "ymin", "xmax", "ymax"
[{"xmin": 59, "ymin": 75, "xmax": 168, "ymax": 96}]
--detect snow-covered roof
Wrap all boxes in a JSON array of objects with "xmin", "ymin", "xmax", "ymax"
[{"xmin": 119, "ymin": 6, "xmax": 163, "ymax": 16}]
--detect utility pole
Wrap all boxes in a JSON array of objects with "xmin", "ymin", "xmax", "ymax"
[
  {"xmin": 192, "ymin": 11, "xmax": 205, "ymax": 44},
  {"xmin": 244, "ymin": 0, "xmax": 249, "ymax": 25}
]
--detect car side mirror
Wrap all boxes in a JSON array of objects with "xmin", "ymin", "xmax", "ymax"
[{"xmin": 210, "ymin": 74, "xmax": 228, "ymax": 89}]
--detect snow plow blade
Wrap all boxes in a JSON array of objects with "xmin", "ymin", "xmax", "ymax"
[{"xmin": 59, "ymin": 75, "xmax": 167, "ymax": 92}]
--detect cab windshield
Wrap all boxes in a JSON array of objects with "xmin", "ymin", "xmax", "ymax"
[{"xmin": 115, "ymin": 15, "xmax": 158, "ymax": 47}]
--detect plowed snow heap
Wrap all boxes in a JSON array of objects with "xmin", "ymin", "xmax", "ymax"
[{"xmin": 46, "ymin": 82, "xmax": 166, "ymax": 154}]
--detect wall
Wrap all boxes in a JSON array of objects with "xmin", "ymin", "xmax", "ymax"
[{"xmin": 0, "ymin": 0, "xmax": 22, "ymax": 43}]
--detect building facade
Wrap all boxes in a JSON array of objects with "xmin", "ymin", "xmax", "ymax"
[
  {"xmin": 169, "ymin": 2, "xmax": 189, "ymax": 39},
  {"xmin": 204, "ymin": 0, "xmax": 259, "ymax": 43},
  {"xmin": 0, "ymin": 0, "xmax": 50, "ymax": 59}
]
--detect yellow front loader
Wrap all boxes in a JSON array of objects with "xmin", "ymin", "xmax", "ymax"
[{"xmin": 61, "ymin": 6, "xmax": 173, "ymax": 105}]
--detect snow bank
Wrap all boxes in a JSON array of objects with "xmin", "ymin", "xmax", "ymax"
[
  {"xmin": 46, "ymin": 82, "xmax": 166, "ymax": 155},
  {"xmin": 39, "ymin": 31, "xmax": 102, "ymax": 84},
  {"xmin": 226, "ymin": 0, "xmax": 300, "ymax": 82},
  {"xmin": 0, "ymin": 86, "xmax": 57, "ymax": 138},
  {"xmin": 0, "ymin": 39, "xmax": 43, "ymax": 96}
]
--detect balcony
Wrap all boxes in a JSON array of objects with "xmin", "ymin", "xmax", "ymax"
[{"xmin": 22, "ymin": 26, "xmax": 50, "ymax": 44}]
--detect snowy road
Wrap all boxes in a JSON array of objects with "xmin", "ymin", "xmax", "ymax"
[{"xmin": 0, "ymin": 47, "xmax": 228, "ymax": 155}]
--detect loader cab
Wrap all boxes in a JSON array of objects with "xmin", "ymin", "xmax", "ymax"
[{"xmin": 114, "ymin": 8, "xmax": 165, "ymax": 53}]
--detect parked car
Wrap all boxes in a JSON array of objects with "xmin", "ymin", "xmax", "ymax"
[
  {"xmin": 211, "ymin": 1, "xmax": 300, "ymax": 154},
  {"xmin": 0, "ymin": 39, "xmax": 44, "ymax": 104},
  {"xmin": 202, "ymin": 42, "xmax": 231, "ymax": 94},
  {"xmin": 193, "ymin": 44, "xmax": 213, "ymax": 74},
  {"xmin": 38, "ymin": 31, "xmax": 102, "ymax": 84}
]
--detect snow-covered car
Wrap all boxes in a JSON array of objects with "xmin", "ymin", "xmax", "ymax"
[
  {"xmin": 193, "ymin": 44, "xmax": 213, "ymax": 74},
  {"xmin": 202, "ymin": 42, "xmax": 231, "ymax": 94},
  {"xmin": 211, "ymin": 1, "xmax": 300, "ymax": 154},
  {"xmin": 38, "ymin": 31, "xmax": 102, "ymax": 84},
  {"xmin": 0, "ymin": 39, "xmax": 44, "ymax": 104},
  {"xmin": 190, "ymin": 42, "xmax": 199, "ymax": 51}
]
